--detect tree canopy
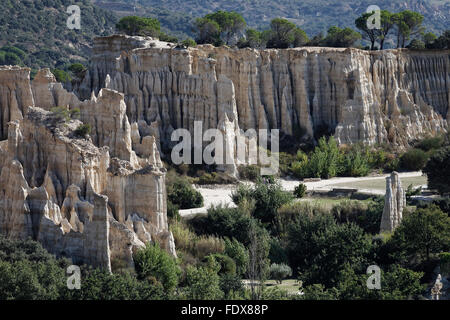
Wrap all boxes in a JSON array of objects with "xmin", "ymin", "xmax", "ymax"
[{"xmin": 116, "ymin": 16, "xmax": 161, "ymax": 37}]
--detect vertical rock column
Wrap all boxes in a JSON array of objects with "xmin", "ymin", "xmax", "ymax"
[
  {"xmin": 83, "ymin": 193, "xmax": 112, "ymax": 272},
  {"xmin": 380, "ymin": 171, "xmax": 406, "ymax": 233}
]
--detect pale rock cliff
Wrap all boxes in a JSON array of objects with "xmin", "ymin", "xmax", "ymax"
[
  {"xmin": 78, "ymin": 35, "xmax": 448, "ymax": 151},
  {"xmin": 0, "ymin": 66, "xmax": 175, "ymax": 271}
]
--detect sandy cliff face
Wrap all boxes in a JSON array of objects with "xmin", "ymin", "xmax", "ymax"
[
  {"xmin": 79, "ymin": 35, "xmax": 449, "ymax": 149},
  {"xmin": 0, "ymin": 66, "xmax": 175, "ymax": 271}
]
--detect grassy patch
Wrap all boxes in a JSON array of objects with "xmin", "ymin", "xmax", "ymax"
[{"xmin": 332, "ymin": 176, "xmax": 427, "ymax": 191}]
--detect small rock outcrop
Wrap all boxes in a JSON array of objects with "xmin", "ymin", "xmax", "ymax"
[
  {"xmin": 0, "ymin": 66, "xmax": 175, "ymax": 271},
  {"xmin": 380, "ymin": 172, "xmax": 406, "ymax": 233}
]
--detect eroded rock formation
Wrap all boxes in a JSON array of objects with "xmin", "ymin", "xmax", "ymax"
[
  {"xmin": 78, "ymin": 35, "xmax": 449, "ymax": 150},
  {"xmin": 380, "ymin": 171, "xmax": 406, "ymax": 233},
  {"xmin": 0, "ymin": 66, "xmax": 175, "ymax": 271}
]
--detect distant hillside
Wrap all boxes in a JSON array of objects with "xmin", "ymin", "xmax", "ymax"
[
  {"xmin": 93, "ymin": 0, "xmax": 449, "ymax": 41},
  {"xmin": 0, "ymin": 0, "xmax": 117, "ymax": 71}
]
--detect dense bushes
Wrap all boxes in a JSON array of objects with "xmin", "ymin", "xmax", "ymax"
[
  {"xmin": 270, "ymin": 263, "xmax": 292, "ymax": 283},
  {"xmin": 189, "ymin": 205, "xmax": 253, "ymax": 245},
  {"xmin": 166, "ymin": 172, "xmax": 203, "ymax": 209},
  {"xmin": 64, "ymin": 269, "xmax": 165, "ymax": 300},
  {"xmin": 183, "ymin": 262, "xmax": 224, "ymax": 299},
  {"xmin": 133, "ymin": 243, "xmax": 180, "ymax": 293},
  {"xmin": 231, "ymin": 179, "xmax": 293, "ymax": 225},
  {"xmin": 293, "ymin": 183, "xmax": 307, "ymax": 198},
  {"xmin": 74, "ymin": 124, "xmax": 91, "ymax": 137},
  {"xmin": 388, "ymin": 206, "xmax": 450, "ymax": 264},
  {"xmin": 286, "ymin": 213, "xmax": 372, "ymax": 287},
  {"xmin": 291, "ymin": 137, "xmax": 377, "ymax": 179},
  {"xmin": 331, "ymin": 198, "xmax": 384, "ymax": 234},
  {"xmin": 0, "ymin": 237, "xmax": 68, "ymax": 300},
  {"xmin": 116, "ymin": 16, "xmax": 161, "ymax": 37},
  {"xmin": 238, "ymin": 165, "xmax": 261, "ymax": 182},
  {"xmin": 194, "ymin": 11, "xmax": 246, "ymax": 45},
  {"xmin": 289, "ymin": 135, "xmax": 445, "ymax": 179},
  {"xmin": 0, "ymin": 237, "xmax": 165, "ymax": 300},
  {"xmin": 399, "ymin": 148, "xmax": 428, "ymax": 171},
  {"xmin": 423, "ymin": 146, "xmax": 450, "ymax": 195}
]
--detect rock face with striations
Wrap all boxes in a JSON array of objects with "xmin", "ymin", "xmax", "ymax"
[
  {"xmin": 380, "ymin": 172, "xmax": 406, "ymax": 233},
  {"xmin": 0, "ymin": 66, "xmax": 175, "ymax": 271},
  {"xmin": 78, "ymin": 35, "xmax": 449, "ymax": 151}
]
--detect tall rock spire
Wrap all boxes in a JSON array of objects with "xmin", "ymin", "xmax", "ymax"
[{"xmin": 380, "ymin": 171, "xmax": 406, "ymax": 233}]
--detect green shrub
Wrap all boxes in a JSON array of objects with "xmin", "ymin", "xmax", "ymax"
[
  {"xmin": 238, "ymin": 165, "xmax": 261, "ymax": 182},
  {"xmin": 406, "ymin": 184, "xmax": 422, "ymax": 200},
  {"xmin": 423, "ymin": 146, "xmax": 450, "ymax": 194},
  {"xmin": 268, "ymin": 237, "xmax": 289, "ymax": 265},
  {"xmin": 50, "ymin": 106, "xmax": 71, "ymax": 122},
  {"xmin": 389, "ymin": 205, "xmax": 450, "ymax": 263},
  {"xmin": 116, "ymin": 16, "xmax": 160, "ymax": 36},
  {"xmin": 276, "ymin": 201, "xmax": 328, "ymax": 236},
  {"xmin": 184, "ymin": 263, "xmax": 224, "ymax": 300},
  {"xmin": 224, "ymin": 238, "xmax": 249, "ymax": 276},
  {"xmin": 133, "ymin": 243, "xmax": 180, "ymax": 293},
  {"xmin": 51, "ymin": 68, "xmax": 71, "ymax": 83},
  {"xmin": 167, "ymin": 175, "xmax": 203, "ymax": 209},
  {"xmin": 181, "ymin": 38, "xmax": 197, "ymax": 47},
  {"xmin": 189, "ymin": 205, "xmax": 253, "ymax": 245},
  {"xmin": 170, "ymin": 219, "xmax": 196, "ymax": 252},
  {"xmin": 194, "ymin": 172, "xmax": 237, "ymax": 185},
  {"xmin": 0, "ymin": 237, "xmax": 68, "ymax": 300},
  {"xmin": 400, "ymin": 148, "xmax": 428, "ymax": 171},
  {"xmin": 231, "ymin": 179, "xmax": 293, "ymax": 225},
  {"xmin": 74, "ymin": 123, "xmax": 91, "ymax": 137},
  {"xmin": 331, "ymin": 198, "xmax": 384, "ymax": 234},
  {"xmin": 68, "ymin": 63, "xmax": 86, "ymax": 78},
  {"xmin": 291, "ymin": 137, "xmax": 342, "ymax": 179},
  {"xmin": 415, "ymin": 136, "xmax": 444, "ymax": 152},
  {"xmin": 287, "ymin": 213, "xmax": 372, "ymax": 286},
  {"xmin": 270, "ymin": 263, "xmax": 292, "ymax": 284},
  {"xmin": 219, "ymin": 273, "xmax": 245, "ymax": 299},
  {"xmin": 167, "ymin": 200, "xmax": 180, "ymax": 220},
  {"xmin": 440, "ymin": 252, "xmax": 450, "ymax": 276},
  {"xmin": 341, "ymin": 151, "xmax": 370, "ymax": 177},
  {"xmin": 294, "ymin": 183, "xmax": 307, "ymax": 198},
  {"xmin": 207, "ymin": 254, "xmax": 236, "ymax": 275},
  {"xmin": 415, "ymin": 198, "xmax": 450, "ymax": 215},
  {"xmin": 193, "ymin": 236, "xmax": 225, "ymax": 259},
  {"xmin": 64, "ymin": 268, "xmax": 165, "ymax": 300},
  {"xmin": 301, "ymin": 284, "xmax": 338, "ymax": 300}
]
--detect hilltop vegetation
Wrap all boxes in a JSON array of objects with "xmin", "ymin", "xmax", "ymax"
[
  {"xmin": 94, "ymin": 0, "xmax": 449, "ymax": 46},
  {"xmin": 0, "ymin": 0, "xmax": 117, "ymax": 70}
]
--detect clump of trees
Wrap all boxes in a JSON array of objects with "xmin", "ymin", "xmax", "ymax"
[
  {"xmin": 265, "ymin": 18, "xmax": 309, "ymax": 49},
  {"xmin": 116, "ymin": 16, "xmax": 161, "ymax": 37},
  {"xmin": 194, "ymin": 11, "xmax": 246, "ymax": 46},
  {"xmin": 355, "ymin": 9, "xmax": 449, "ymax": 50},
  {"xmin": 166, "ymin": 171, "xmax": 204, "ymax": 209},
  {"xmin": 270, "ymin": 263, "xmax": 292, "ymax": 284},
  {"xmin": 116, "ymin": 16, "xmax": 178, "ymax": 43},
  {"xmin": 424, "ymin": 146, "xmax": 450, "ymax": 195}
]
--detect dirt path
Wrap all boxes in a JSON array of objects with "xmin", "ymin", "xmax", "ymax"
[{"xmin": 179, "ymin": 171, "xmax": 425, "ymax": 218}]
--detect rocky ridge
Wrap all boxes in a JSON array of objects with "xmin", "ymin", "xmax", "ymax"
[
  {"xmin": 0, "ymin": 66, "xmax": 175, "ymax": 271},
  {"xmin": 78, "ymin": 35, "xmax": 449, "ymax": 152}
]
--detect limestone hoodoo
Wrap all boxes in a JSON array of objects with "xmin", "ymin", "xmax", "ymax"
[
  {"xmin": 0, "ymin": 66, "xmax": 176, "ymax": 271},
  {"xmin": 380, "ymin": 172, "xmax": 406, "ymax": 233},
  {"xmin": 77, "ymin": 35, "xmax": 449, "ymax": 152}
]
